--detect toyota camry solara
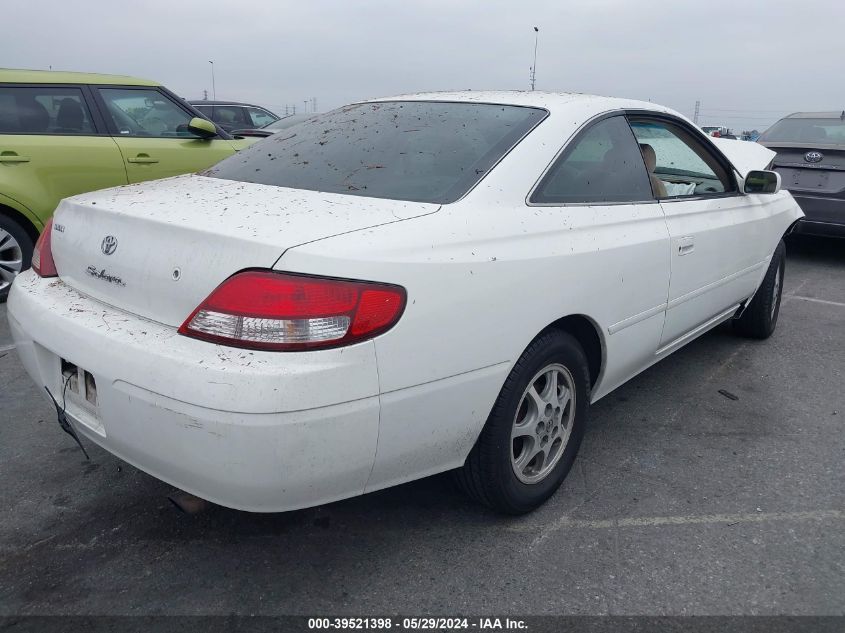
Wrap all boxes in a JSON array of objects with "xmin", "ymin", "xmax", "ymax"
[{"xmin": 7, "ymin": 92, "xmax": 803, "ymax": 514}]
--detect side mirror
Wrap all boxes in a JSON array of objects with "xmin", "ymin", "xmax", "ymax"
[
  {"xmin": 187, "ymin": 117, "xmax": 217, "ymax": 139},
  {"xmin": 744, "ymin": 170, "xmax": 781, "ymax": 194}
]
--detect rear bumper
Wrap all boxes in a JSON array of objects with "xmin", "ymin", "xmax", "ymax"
[
  {"xmin": 790, "ymin": 192, "xmax": 845, "ymax": 222},
  {"xmin": 790, "ymin": 194, "xmax": 845, "ymax": 237},
  {"xmin": 7, "ymin": 271, "xmax": 381, "ymax": 512}
]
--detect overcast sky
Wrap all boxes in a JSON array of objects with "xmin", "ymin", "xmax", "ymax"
[{"xmin": 4, "ymin": 0, "xmax": 844, "ymax": 131}]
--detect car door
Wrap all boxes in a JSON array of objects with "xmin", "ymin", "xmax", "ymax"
[
  {"xmin": 529, "ymin": 114, "xmax": 670, "ymax": 394},
  {"xmin": 93, "ymin": 86, "xmax": 238, "ymax": 183},
  {"xmin": 629, "ymin": 116, "xmax": 760, "ymax": 350},
  {"xmin": 0, "ymin": 84, "xmax": 126, "ymax": 225}
]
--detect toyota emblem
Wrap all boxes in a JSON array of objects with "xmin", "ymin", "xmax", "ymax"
[
  {"xmin": 101, "ymin": 235, "xmax": 118, "ymax": 255},
  {"xmin": 804, "ymin": 151, "xmax": 824, "ymax": 163}
]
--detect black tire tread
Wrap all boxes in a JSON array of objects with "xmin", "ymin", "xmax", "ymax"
[
  {"xmin": 454, "ymin": 330, "xmax": 590, "ymax": 514},
  {"xmin": 733, "ymin": 239, "xmax": 786, "ymax": 339}
]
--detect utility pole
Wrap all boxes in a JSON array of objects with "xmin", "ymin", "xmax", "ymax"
[
  {"xmin": 208, "ymin": 61, "xmax": 216, "ymax": 100},
  {"xmin": 530, "ymin": 26, "xmax": 539, "ymax": 91},
  {"xmin": 693, "ymin": 100, "xmax": 700, "ymax": 125}
]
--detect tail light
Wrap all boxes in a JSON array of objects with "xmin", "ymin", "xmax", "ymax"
[
  {"xmin": 178, "ymin": 270, "xmax": 406, "ymax": 351},
  {"xmin": 31, "ymin": 218, "xmax": 58, "ymax": 278}
]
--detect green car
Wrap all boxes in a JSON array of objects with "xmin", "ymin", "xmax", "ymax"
[{"xmin": 0, "ymin": 68, "xmax": 258, "ymax": 298}]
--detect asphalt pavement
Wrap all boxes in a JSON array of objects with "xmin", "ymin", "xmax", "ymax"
[{"xmin": 0, "ymin": 236, "xmax": 842, "ymax": 616}]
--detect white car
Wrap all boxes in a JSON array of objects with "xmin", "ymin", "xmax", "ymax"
[{"xmin": 7, "ymin": 92, "xmax": 802, "ymax": 514}]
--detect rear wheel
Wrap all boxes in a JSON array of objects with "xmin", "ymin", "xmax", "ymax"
[
  {"xmin": 0, "ymin": 216, "xmax": 33, "ymax": 301},
  {"xmin": 454, "ymin": 330, "xmax": 590, "ymax": 514},
  {"xmin": 733, "ymin": 239, "xmax": 786, "ymax": 339}
]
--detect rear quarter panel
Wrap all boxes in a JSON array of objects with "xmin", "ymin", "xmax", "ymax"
[{"xmin": 276, "ymin": 101, "xmax": 674, "ymax": 489}]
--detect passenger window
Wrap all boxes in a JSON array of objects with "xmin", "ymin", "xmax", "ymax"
[
  {"xmin": 531, "ymin": 116, "xmax": 653, "ymax": 204},
  {"xmin": 629, "ymin": 120, "xmax": 735, "ymax": 197},
  {"xmin": 98, "ymin": 88, "xmax": 199, "ymax": 138},
  {"xmin": 0, "ymin": 87, "xmax": 94, "ymax": 135},
  {"xmin": 212, "ymin": 106, "xmax": 252, "ymax": 129},
  {"xmin": 246, "ymin": 107, "xmax": 277, "ymax": 128}
]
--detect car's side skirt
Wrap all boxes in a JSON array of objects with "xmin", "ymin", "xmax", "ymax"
[{"xmin": 654, "ymin": 303, "xmax": 741, "ymax": 358}]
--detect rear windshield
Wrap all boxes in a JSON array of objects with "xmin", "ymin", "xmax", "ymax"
[
  {"xmin": 205, "ymin": 101, "xmax": 547, "ymax": 203},
  {"xmin": 759, "ymin": 117, "xmax": 845, "ymax": 144}
]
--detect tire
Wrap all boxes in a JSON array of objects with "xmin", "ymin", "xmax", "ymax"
[
  {"xmin": 454, "ymin": 330, "xmax": 591, "ymax": 514},
  {"xmin": 733, "ymin": 239, "xmax": 786, "ymax": 339},
  {"xmin": 0, "ymin": 215, "xmax": 34, "ymax": 302}
]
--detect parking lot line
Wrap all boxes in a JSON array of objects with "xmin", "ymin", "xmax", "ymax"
[
  {"xmin": 520, "ymin": 509, "xmax": 845, "ymax": 551},
  {"xmin": 789, "ymin": 295, "xmax": 845, "ymax": 308}
]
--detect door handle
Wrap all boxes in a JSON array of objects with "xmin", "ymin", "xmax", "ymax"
[
  {"xmin": 127, "ymin": 154, "xmax": 159, "ymax": 164},
  {"xmin": 0, "ymin": 152, "xmax": 30, "ymax": 163},
  {"xmin": 677, "ymin": 236, "xmax": 695, "ymax": 256}
]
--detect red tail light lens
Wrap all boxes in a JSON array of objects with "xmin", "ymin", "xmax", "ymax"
[
  {"xmin": 31, "ymin": 218, "xmax": 58, "ymax": 278},
  {"xmin": 178, "ymin": 270, "xmax": 406, "ymax": 351}
]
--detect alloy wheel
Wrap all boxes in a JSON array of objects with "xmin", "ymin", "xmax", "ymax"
[
  {"xmin": 511, "ymin": 363, "xmax": 576, "ymax": 484},
  {"xmin": 0, "ymin": 227, "xmax": 24, "ymax": 294}
]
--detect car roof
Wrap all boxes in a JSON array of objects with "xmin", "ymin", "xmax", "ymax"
[
  {"xmin": 783, "ymin": 111, "xmax": 845, "ymax": 119},
  {"xmin": 365, "ymin": 90, "xmax": 667, "ymax": 113},
  {"xmin": 0, "ymin": 68, "xmax": 158, "ymax": 86},
  {"xmin": 188, "ymin": 100, "xmax": 267, "ymax": 108}
]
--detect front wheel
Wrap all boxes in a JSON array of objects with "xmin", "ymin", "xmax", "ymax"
[
  {"xmin": 0, "ymin": 216, "xmax": 33, "ymax": 301},
  {"xmin": 454, "ymin": 330, "xmax": 590, "ymax": 514},
  {"xmin": 733, "ymin": 239, "xmax": 786, "ymax": 339}
]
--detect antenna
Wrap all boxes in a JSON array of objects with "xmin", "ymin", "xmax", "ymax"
[{"xmin": 530, "ymin": 26, "xmax": 539, "ymax": 91}]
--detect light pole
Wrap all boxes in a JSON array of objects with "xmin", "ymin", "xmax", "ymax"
[
  {"xmin": 530, "ymin": 26, "xmax": 539, "ymax": 91},
  {"xmin": 208, "ymin": 60, "xmax": 216, "ymax": 100}
]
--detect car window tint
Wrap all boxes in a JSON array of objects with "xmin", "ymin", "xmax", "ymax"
[
  {"xmin": 98, "ymin": 88, "xmax": 199, "ymax": 138},
  {"xmin": 246, "ymin": 107, "xmax": 277, "ymax": 128},
  {"xmin": 0, "ymin": 86, "xmax": 94, "ymax": 135},
  {"xmin": 205, "ymin": 101, "xmax": 547, "ymax": 204},
  {"xmin": 630, "ymin": 120, "xmax": 734, "ymax": 197},
  {"xmin": 759, "ymin": 117, "xmax": 845, "ymax": 143},
  {"xmin": 531, "ymin": 116, "xmax": 653, "ymax": 204},
  {"xmin": 212, "ymin": 106, "xmax": 252, "ymax": 128}
]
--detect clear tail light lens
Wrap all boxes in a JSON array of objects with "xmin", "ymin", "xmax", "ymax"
[
  {"xmin": 178, "ymin": 270, "xmax": 406, "ymax": 351},
  {"xmin": 31, "ymin": 218, "xmax": 58, "ymax": 278}
]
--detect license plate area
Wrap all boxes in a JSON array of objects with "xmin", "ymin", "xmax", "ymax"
[
  {"xmin": 60, "ymin": 358, "xmax": 105, "ymax": 436},
  {"xmin": 792, "ymin": 169, "xmax": 829, "ymax": 189}
]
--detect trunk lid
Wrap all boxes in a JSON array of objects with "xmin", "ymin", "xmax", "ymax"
[
  {"xmin": 50, "ymin": 174, "xmax": 438, "ymax": 327},
  {"xmin": 761, "ymin": 143, "xmax": 845, "ymax": 196}
]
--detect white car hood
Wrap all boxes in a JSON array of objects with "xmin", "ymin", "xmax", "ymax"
[{"xmin": 710, "ymin": 137, "xmax": 776, "ymax": 176}]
